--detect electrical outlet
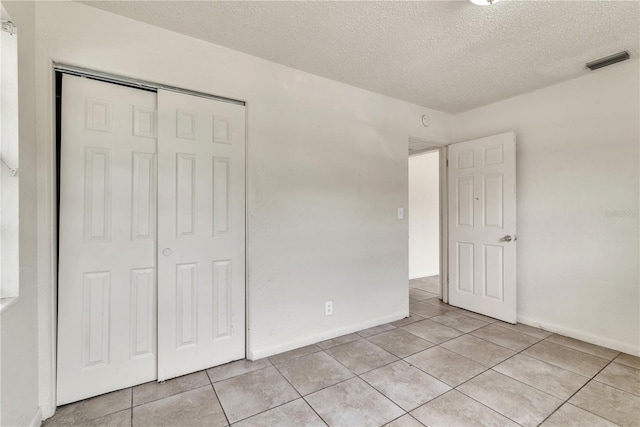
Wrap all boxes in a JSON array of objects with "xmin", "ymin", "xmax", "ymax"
[{"xmin": 325, "ymin": 301, "xmax": 333, "ymax": 316}]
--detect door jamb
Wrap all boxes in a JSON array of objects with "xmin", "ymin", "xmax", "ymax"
[{"xmin": 408, "ymin": 138, "xmax": 449, "ymax": 303}]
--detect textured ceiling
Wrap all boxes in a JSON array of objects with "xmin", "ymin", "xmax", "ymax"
[{"xmin": 80, "ymin": 1, "xmax": 640, "ymax": 113}]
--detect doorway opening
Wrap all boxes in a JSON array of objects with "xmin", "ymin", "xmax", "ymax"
[{"xmin": 408, "ymin": 138, "xmax": 448, "ymax": 305}]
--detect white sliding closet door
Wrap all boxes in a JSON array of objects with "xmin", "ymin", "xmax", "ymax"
[
  {"xmin": 157, "ymin": 90, "xmax": 246, "ymax": 380},
  {"xmin": 57, "ymin": 75, "xmax": 157, "ymax": 404}
]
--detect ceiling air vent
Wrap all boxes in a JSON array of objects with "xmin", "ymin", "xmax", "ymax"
[{"xmin": 586, "ymin": 51, "xmax": 630, "ymax": 71}]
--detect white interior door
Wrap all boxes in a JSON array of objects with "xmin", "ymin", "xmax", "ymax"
[
  {"xmin": 57, "ymin": 75, "xmax": 157, "ymax": 404},
  {"xmin": 157, "ymin": 90, "xmax": 246, "ymax": 380},
  {"xmin": 447, "ymin": 132, "xmax": 517, "ymax": 323}
]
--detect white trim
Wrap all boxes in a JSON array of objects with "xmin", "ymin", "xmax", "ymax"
[
  {"xmin": 37, "ymin": 59, "xmax": 58, "ymax": 421},
  {"xmin": 244, "ymin": 103, "xmax": 251, "ymax": 362},
  {"xmin": 29, "ymin": 407, "xmax": 42, "ymax": 427},
  {"xmin": 517, "ymin": 315, "xmax": 640, "ymax": 357},
  {"xmin": 440, "ymin": 146, "xmax": 449, "ymax": 303},
  {"xmin": 248, "ymin": 311, "xmax": 408, "ymax": 360}
]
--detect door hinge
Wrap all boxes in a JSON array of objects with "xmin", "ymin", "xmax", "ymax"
[{"xmin": 446, "ymin": 159, "xmax": 449, "ymax": 167}]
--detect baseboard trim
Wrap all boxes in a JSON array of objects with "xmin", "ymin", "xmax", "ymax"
[
  {"xmin": 517, "ymin": 315, "xmax": 640, "ymax": 357},
  {"xmin": 29, "ymin": 408, "xmax": 42, "ymax": 427},
  {"xmin": 248, "ymin": 311, "xmax": 409, "ymax": 360},
  {"xmin": 39, "ymin": 404, "xmax": 55, "ymax": 423}
]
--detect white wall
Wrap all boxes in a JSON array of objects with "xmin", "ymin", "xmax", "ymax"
[
  {"xmin": 453, "ymin": 59, "xmax": 640, "ymax": 355},
  {"xmin": 0, "ymin": 1, "xmax": 41, "ymax": 426},
  {"xmin": 34, "ymin": 1, "xmax": 452, "ymax": 417},
  {"xmin": 408, "ymin": 151, "xmax": 440, "ymax": 279}
]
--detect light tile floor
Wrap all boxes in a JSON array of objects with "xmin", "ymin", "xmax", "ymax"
[{"xmin": 44, "ymin": 275, "xmax": 640, "ymax": 427}]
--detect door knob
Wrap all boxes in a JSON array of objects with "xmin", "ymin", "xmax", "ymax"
[
  {"xmin": 502, "ymin": 235, "xmax": 513, "ymax": 242},
  {"xmin": 162, "ymin": 248, "xmax": 173, "ymax": 257}
]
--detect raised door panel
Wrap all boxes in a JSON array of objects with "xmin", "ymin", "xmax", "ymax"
[
  {"xmin": 483, "ymin": 174, "xmax": 503, "ymax": 228},
  {"xmin": 213, "ymin": 157, "xmax": 231, "ymax": 236},
  {"xmin": 130, "ymin": 268, "xmax": 155, "ymax": 358},
  {"xmin": 176, "ymin": 263, "xmax": 198, "ymax": 348},
  {"xmin": 84, "ymin": 148, "xmax": 112, "ymax": 242},
  {"xmin": 483, "ymin": 245, "xmax": 504, "ymax": 301},
  {"xmin": 212, "ymin": 260, "xmax": 232, "ymax": 341},
  {"xmin": 176, "ymin": 154, "xmax": 197, "ymax": 238},
  {"xmin": 82, "ymin": 271, "xmax": 111, "ymax": 368},
  {"xmin": 456, "ymin": 243, "xmax": 474, "ymax": 294},
  {"xmin": 131, "ymin": 153, "xmax": 156, "ymax": 241},
  {"xmin": 457, "ymin": 176, "xmax": 474, "ymax": 227}
]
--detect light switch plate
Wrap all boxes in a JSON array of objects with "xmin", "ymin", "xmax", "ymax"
[{"xmin": 397, "ymin": 208, "xmax": 404, "ymax": 219}]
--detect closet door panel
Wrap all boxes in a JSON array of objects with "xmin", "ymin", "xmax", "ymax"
[
  {"xmin": 57, "ymin": 75, "xmax": 157, "ymax": 405},
  {"xmin": 157, "ymin": 90, "xmax": 245, "ymax": 380}
]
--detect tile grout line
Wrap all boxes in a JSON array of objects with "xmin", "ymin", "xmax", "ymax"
[
  {"xmin": 542, "ymin": 356, "xmax": 633, "ymax": 425},
  {"xmin": 205, "ymin": 369, "xmax": 231, "ymax": 426},
  {"xmin": 516, "ymin": 338, "xmax": 614, "ymax": 376},
  {"xmin": 591, "ymin": 374, "xmax": 640, "ymax": 397},
  {"xmin": 130, "ymin": 382, "xmax": 214, "ymax": 409},
  {"xmin": 490, "ymin": 321, "xmax": 553, "ymax": 340},
  {"xmin": 271, "ymin": 362, "xmax": 329, "ymax": 427},
  {"xmin": 383, "ymin": 412, "xmax": 417, "ymax": 426},
  {"xmin": 407, "ymin": 301, "xmax": 622, "ymax": 369},
  {"xmin": 216, "ymin": 365, "xmax": 302, "ymax": 426},
  {"xmin": 400, "ymin": 320, "xmax": 502, "ymax": 349},
  {"xmin": 226, "ymin": 397, "xmax": 306, "ymax": 426},
  {"xmin": 130, "ymin": 386, "xmax": 133, "ymax": 427},
  {"xmin": 330, "ymin": 330, "xmax": 485, "ymax": 425},
  {"xmin": 538, "ymin": 337, "xmax": 620, "ymax": 361},
  {"xmin": 267, "ymin": 346, "xmax": 325, "ymax": 365},
  {"xmin": 50, "ymin": 386, "xmax": 136, "ymax": 425},
  {"xmin": 357, "ymin": 368, "xmax": 409, "ymax": 416},
  {"xmin": 277, "ymin": 347, "xmax": 368, "ymax": 395},
  {"xmin": 535, "ymin": 358, "xmax": 623, "ymax": 427},
  {"xmin": 279, "ymin": 345, "xmax": 411, "ymax": 424},
  {"xmin": 207, "ymin": 359, "xmax": 274, "ymax": 385},
  {"xmin": 409, "ymin": 320, "xmax": 550, "ymax": 426},
  {"xmin": 193, "ymin": 314, "xmax": 608, "ymax": 421},
  {"xmin": 440, "ymin": 321, "xmax": 625, "ymax": 427},
  {"xmin": 363, "ymin": 337, "xmax": 438, "ymax": 360},
  {"xmin": 232, "ymin": 311, "xmax": 624, "ymax": 427},
  {"xmin": 406, "ymin": 359, "xmax": 521, "ymax": 425}
]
